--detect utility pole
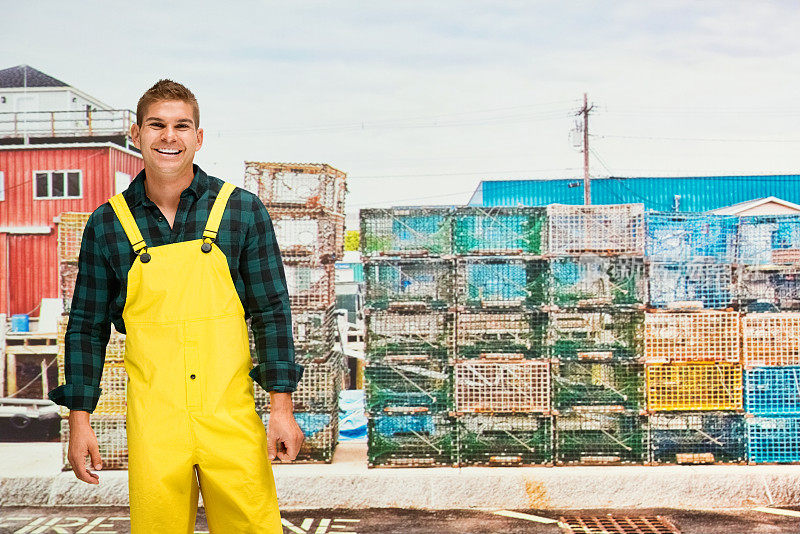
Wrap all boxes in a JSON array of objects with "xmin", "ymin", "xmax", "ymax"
[{"xmin": 578, "ymin": 93, "xmax": 594, "ymax": 205}]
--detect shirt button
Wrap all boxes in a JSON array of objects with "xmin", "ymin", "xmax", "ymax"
[{"xmin": 190, "ymin": 374, "xmax": 196, "ymax": 379}]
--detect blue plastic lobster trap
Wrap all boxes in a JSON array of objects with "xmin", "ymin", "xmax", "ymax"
[
  {"xmin": 645, "ymin": 212, "xmax": 739, "ymax": 263},
  {"xmin": 745, "ymin": 366, "xmax": 800, "ymax": 416},
  {"xmin": 747, "ymin": 416, "xmax": 800, "ymax": 463}
]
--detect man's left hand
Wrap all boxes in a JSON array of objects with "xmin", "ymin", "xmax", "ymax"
[{"xmin": 266, "ymin": 392, "xmax": 304, "ymax": 462}]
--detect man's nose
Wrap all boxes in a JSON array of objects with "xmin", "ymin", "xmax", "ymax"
[{"xmin": 161, "ymin": 125, "xmax": 178, "ymax": 141}]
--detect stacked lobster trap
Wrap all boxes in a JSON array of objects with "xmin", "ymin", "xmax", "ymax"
[
  {"xmin": 452, "ymin": 206, "xmax": 553, "ymax": 466},
  {"xmin": 546, "ymin": 204, "xmax": 647, "ymax": 465},
  {"xmin": 361, "ymin": 207, "xmax": 456, "ymax": 467},
  {"xmin": 56, "ymin": 213, "xmax": 129, "ymax": 469},
  {"xmin": 245, "ymin": 161, "xmax": 347, "ymax": 462},
  {"xmin": 643, "ymin": 311, "xmax": 745, "ymax": 464},
  {"xmin": 645, "ymin": 212, "xmax": 739, "ymax": 310},
  {"xmin": 743, "ymin": 313, "xmax": 800, "ymax": 463}
]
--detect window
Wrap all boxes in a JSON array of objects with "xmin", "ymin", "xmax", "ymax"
[
  {"xmin": 0, "ymin": 171, "xmax": 4, "ymax": 201},
  {"xmin": 33, "ymin": 170, "xmax": 82, "ymax": 199},
  {"xmin": 115, "ymin": 171, "xmax": 131, "ymax": 195}
]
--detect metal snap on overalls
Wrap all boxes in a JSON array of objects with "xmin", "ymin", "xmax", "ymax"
[{"xmin": 108, "ymin": 181, "xmax": 283, "ymax": 533}]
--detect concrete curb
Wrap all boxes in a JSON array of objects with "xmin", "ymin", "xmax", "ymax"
[{"xmin": 3, "ymin": 443, "xmax": 800, "ymax": 510}]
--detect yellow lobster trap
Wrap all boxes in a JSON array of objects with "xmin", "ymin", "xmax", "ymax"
[{"xmin": 645, "ymin": 362, "xmax": 743, "ymax": 411}]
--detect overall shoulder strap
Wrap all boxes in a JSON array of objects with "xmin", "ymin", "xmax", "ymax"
[
  {"xmin": 203, "ymin": 182, "xmax": 237, "ymax": 241},
  {"xmin": 108, "ymin": 193, "xmax": 148, "ymax": 254}
]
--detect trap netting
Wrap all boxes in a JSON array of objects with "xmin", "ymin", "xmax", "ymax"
[
  {"xmin": 553, "ymin": 361, "xmax": 645, "ymax": 413},
  {"xmin": 364, "ymin": 309, "xmax": 451, "ymax": 362},
  {"xmin": 644, "ymin": 311, "xmax": 740, "ymax": 363},
  {"xmin": 645, "ymin": 212, "xmax": 739, "ymax": 263},
  {"xmin": 452, "ymin": 359, "xmax": 551, "ymax": 414},
  {"xmin": 452, "ymin": 206, "xmax": 546, "ymax": 255},
  {"xmin": 555, "ymin": 412, "xmax": 646, "ymax": 465},
  {"xmin": 548, "ymin": 256, "xmax": 646, "ymax": 308},
  {"xmin": 364, "ymin": 360, "xmax": 451, "ymax": 415},
  {"xmin": 742, "ymin": 312, "xmax": 800, "ymax": 367},
  {"xmin": 547, "ymin": 311, "xmax": 643, "ymax": 361},
  {"xmin": 367, "ymin": 412, "xmax": 456, "ymax": 467},
  {"xmin": 283, "ymin": 259, "xmax": 336, "ymax": 310},
  {"xmin": 455, "ymin": 414, "xmax": 553, "ymax": 466},
  {"xmin": 737, "ymin": 215, "xmax": 800, "ymax": 265},
  {"xmin": 455, "ymin": 257, "xmax": 548, "ymax": 308},
  {"xmin": 57, "ymin": 212, "xmax": 91, "ymax": 262},
  {"xmin": 253, "ymin": 351, "xmax": 345, "ymax": 413},
  {"xmin": 546, "ymin": 203, "xmax": 645, "ymax": 256},
  {"xmin": 270, "ymin": 207, "xmax": 345, "ymax": 260},
  {"xmin": 364, "ymin": 258, "xmax": 454, "ymax": 310},
  {"xmin": 745, "ymin": 366, "xmax": 800, "ymax": 416},
  {"xmin": 244, "ymin": 161, "xmax": 346, "ymax": 213},
  {"xmin": 747, "ymin": 416, "xmax": 800, "ymax": 463},
  {"xmin": 645, "ymin": 363, "xmax": 743, "ymax": 412},
  {"xmin": 454, "ymin": 309, "xmax": 547, "ymax": 359},
  {"xmin": 738, "ymin": 265, "xmax": 800, "ymax": 311},
  {"xmin": 360, "ymin": 207, "xmax": 453, "ymax": 256},
  {"xmin": 647, "ymin": 262, "xmax": 735, "ymax": 310},
  {"xmin": 648, "ymin": 413, "xmax": 746, "ymax": 464}
]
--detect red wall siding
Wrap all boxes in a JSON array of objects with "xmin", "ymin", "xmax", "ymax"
[
  {"xmin": 8, "ymin": 233, "xmax": 58, "ymax": 316},
  {"xmin": 0, "ymin": 145, "xmax": 143, "ymax": 316}
]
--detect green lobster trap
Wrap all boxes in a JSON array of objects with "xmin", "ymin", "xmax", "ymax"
[
  {"xmin": 360, "ymin": 207, "xmax": 453, "ymax": 256},
  {"xmin": 548, "ymin": 310, "xmax": 643, "ymax": 361},
  {"xmin": 365, "ymin": 309, "xmax": 452, "ymax": 362},
  {"xmin": 455, "ymin": 414, "xmax": 553, "ymax": 466},
  {"xmin": 368, "ymin": 413, "xmax": 456, "ymax": 467},
  {"xmin": 452, "ymin": 206, "xmax": 546, "ymax": 255},
  {"xmin": 454, "ymin": 309, "xmax": 547, "ymax": 359},
  {"xmin": 553, "ymin": 361, "xmax": 645, "ymax": 413},
  {"xmin": 555, "ymin": 412, "xmax": 646, "ymax": 465},
  {"xmin": 364, "ymin": 360, "xmax": 451, "ymax": 415},
  {"xmin": 548, "ymin": 256, "xmax": 646, "ymax": 309},
  {"xmin": 364, "ymin": 258, "xmax": 455, "ymax": 310}
]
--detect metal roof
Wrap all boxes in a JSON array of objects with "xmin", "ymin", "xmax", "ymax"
[{"xmin": 469, "ymin": 175, "xmax": 800, "ymax": 212}]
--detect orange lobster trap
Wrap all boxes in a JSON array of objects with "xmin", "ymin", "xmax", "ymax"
[
  {"xmin": 644, "ymin": 311, "xmax": 740, "ymax": 363},
  {"xmin": 742, "ymin": 312, "xmax": 800, "ymax": 367}
]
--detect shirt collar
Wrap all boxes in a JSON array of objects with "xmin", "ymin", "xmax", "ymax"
[{"xmin": 125, "ymin": 164, "xmax": 208, "ymax": 208}]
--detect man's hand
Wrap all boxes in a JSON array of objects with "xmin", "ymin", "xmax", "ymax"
[
  {"xmin": 266, "ymin": 392, "xmax": 304, "ymax": 462},
  {"xmin": 67, "ymin": 410, "xmax": 103, "ymax": 484}
]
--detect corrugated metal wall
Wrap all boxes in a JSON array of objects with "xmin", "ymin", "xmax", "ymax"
[
  {"xmin": 471, "ymin": 175, "xmax": 800, "ymax": 211},
  {"xmin": 0, "ymin": 144, "xmax": 143, "ymax": 315}
]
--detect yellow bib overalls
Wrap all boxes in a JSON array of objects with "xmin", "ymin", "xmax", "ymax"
[{"xmin": 108, "ymin": 181, "xmax": 283, "ymax": 534}]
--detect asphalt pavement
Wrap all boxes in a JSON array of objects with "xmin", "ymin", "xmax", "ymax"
[{"xmin": 1, "ymin": 506, "xmax": 799, "ymax": 533}]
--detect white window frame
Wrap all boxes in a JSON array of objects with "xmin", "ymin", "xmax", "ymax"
[
  {"xmin": 33, "ymin": 169, "xmax": 83, "ymax": 200},
  {"xmin": 0, "ymin": 171, "xmax": 4, "ymax": 201}
]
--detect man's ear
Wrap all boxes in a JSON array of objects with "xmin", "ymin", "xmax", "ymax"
[
  {"xmin": 130, "ymin": 123, "xmax": 140, "ymax": 149},
  {"xmin": 195, "ymin": 127, "xmax": 204, "ymax": 151}
]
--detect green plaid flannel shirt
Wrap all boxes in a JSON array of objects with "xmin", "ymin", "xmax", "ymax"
[{"xmin": 48, "ymin": 164, "xmax": 303, "ymax": 413}]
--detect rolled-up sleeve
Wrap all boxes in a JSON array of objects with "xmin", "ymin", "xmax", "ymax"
[
  {"xmin": 48, "ymin": 209, "xmax": 115, "ymax": 413},
  {"xmin": 240, "ymin": 196, "xmax": 304, "ymax": 392}
]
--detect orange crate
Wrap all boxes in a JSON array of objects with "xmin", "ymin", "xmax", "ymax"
[
  {"xmin": 644, "ymin": 311, "xmax": 740, "ymax": 363},
  {"xmin": 743, "ymin": 312, "xmax": 800, "ymax": 367}
]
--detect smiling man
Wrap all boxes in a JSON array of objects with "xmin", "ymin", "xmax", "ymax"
[{"xmin": 48, "ymin": 79, "xmax": 304, "ymax": 533}]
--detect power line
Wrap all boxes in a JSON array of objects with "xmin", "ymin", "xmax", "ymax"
[{"xmin": 592, "ymin": 134, "xmax": 800, "ymax": 143}]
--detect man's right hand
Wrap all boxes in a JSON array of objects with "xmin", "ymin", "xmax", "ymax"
[{"xmin": 67, "ymin": 410, "xmax": 103, "ymax": 484}]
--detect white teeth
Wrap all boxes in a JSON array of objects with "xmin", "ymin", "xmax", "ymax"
[{"xmin": 155, "ymin": 148, "xmax": 180, "ymax": 154}]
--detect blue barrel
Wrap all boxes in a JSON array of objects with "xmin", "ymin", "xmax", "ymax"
[{"xmin": 10, "ymin": 314, "xmax": 29, "ymax": 333}]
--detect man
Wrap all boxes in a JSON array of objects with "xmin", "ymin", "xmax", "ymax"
[{"xmin": 48, "ymin": 79, "xmax": 304, "ymax": 533}]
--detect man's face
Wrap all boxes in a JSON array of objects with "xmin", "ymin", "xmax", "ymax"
[{"xmin": 131, "ymin": 99, "xmax": 203, "ymax": 178}]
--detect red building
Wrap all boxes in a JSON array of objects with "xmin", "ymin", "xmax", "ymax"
[{"xmin": 0, "ymin": 65, "xmax": 142, "ymax": 316}]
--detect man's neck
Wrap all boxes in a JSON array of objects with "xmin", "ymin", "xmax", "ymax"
[{"xmin": 143, "ymin": 166, "xmax": 195, "ymax": 209}]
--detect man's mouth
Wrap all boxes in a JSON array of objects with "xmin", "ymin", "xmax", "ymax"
[{"xmin": 154, "ymin": 148, "xmax": 182, "ymax": 155}]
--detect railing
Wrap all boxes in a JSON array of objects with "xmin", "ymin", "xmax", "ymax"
[{"xmin": 0, "ymin": 109, "xmax": 135, "ymax": 140}]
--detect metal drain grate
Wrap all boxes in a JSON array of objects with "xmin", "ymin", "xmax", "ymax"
[{"xmin": 559, "ymin": 515, "xmax": 680, "ymax": 534}]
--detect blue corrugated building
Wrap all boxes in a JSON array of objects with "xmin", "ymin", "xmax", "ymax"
[{"xmin": 468, "ymin": 175, "xmax": 800, "ymax": 211}]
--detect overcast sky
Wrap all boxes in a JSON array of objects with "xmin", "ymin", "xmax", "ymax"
[{"xmin": 5, "ymin": 1, "xmax": 800, "ymax": 228}]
